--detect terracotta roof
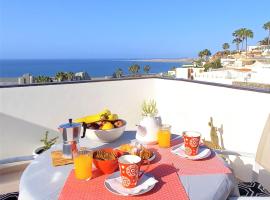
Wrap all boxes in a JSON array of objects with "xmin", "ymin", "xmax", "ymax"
[{"xmin": 226, "ymin": 67, "xmax": 252, "ymax": 72}]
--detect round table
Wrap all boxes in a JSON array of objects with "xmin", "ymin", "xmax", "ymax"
[{"xmin": 19, "ymin": 131, "xmax": 238, "ymax": 200}]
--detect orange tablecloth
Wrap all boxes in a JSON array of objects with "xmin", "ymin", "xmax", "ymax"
[{"xmin": 59, "ymin": 138, "xmax": 231, "ymax": 200}]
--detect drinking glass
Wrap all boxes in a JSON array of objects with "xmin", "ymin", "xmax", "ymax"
[
  {"xmin": 73, "ymin": 149, "xmax": 93, "ymax": 180},
  {"xmin": 158, "ymin": 124, "xmax": 171, "ymax": 148}
]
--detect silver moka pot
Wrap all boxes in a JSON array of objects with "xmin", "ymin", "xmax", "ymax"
[{"xmin": 58, "ymin": 119, "xmax": 86, "ymax": 158}]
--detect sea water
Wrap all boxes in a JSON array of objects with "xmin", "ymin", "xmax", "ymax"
[{"xmin": 0, "ymin": 59, "xmax": 185, "ymax": 78}]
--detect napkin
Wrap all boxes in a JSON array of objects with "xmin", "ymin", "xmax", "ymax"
[
  {"xmin": 171, "ymin": 145, "xmax": 190, "ymax": 158},
  {"xmin": 105, "ymin": 174, "xmax": 158, "ymax": 196}
]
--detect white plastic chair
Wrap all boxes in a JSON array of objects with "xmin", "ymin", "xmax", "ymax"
[{"xmin": 216, "ymin": 114, "xmax": 270, "ymax": 198}]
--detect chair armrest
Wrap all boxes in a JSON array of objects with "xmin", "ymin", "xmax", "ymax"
[
  {"xmin": 214, "ymin": 149, "xmax": 255, "ymax": 158},
  {"xmin": 0, "ymin": 155, "xmax": 34, "ymax": 165}
]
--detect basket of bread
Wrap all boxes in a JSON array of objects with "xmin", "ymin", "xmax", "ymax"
[{"xmin": 118, "ymin": 142, "xmax": 155, "ymax": 162}]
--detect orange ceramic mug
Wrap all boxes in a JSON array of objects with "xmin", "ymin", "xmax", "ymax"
[
  {"xmin": 183, "ymin": 131, "xmax": 201, "ymax": 156},
  {"xmin": 118, "ymin": 155, "xmax": 149, "ymax": 188}
]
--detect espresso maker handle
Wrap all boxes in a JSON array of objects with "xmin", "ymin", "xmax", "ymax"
[{"xmin": 81, "ymin": 122, "xmax": 87, "ymax": 138}]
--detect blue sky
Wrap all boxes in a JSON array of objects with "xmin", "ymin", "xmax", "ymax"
[{"xmin": 0, "ymin": 0, "xmax": 269, "ymax": 59}]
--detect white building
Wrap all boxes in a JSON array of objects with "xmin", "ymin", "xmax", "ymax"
[
  {"xmin": 18, "ymin": 73, "xmax": 33, "ymax": 84},
  {"xmin": 220, "ymin": 58, "xmax": 236, "ymax": 67},
  {"xmin": 176, "ymin": 67, "xmax": 203, "ymax": 79},
  {"xmin": 74, "ymin": 72, "xmax": 90, "ymax": 80},
  {"xmin": 248, "ymin": 45, "xmax": 270, "ymax": 52},
  {"xmin": 194, "ymin": 60, "xmax": 270, "ymax": 85}
]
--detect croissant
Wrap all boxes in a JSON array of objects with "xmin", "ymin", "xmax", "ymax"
[{"xmin": 119, "ymin": 144, "xmax": 153, "ymax": 160}]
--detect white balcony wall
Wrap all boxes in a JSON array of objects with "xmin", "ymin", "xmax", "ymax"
[
  {"xmin": 154, "ymin": 79, "xmax": 270, "ymax": 184},
  {"xmin": 154, "ymin": 79, "xmax": 270, "ymax": 154},
  {"xmin": 0, "ymin": 79, "xmax": 156, "ymax": 159},
  {"xmin": 0, "ymin": 78, "xmax": 270, "ymax": 162}
]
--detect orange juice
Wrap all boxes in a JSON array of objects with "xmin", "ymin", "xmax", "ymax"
[
  {"xmin": 74, "ymin": 152, "xmax": 92, "ymax": 180},
  {"xmin": 158, "ymin": 125, "xmax": 171, "ymax": 148}
]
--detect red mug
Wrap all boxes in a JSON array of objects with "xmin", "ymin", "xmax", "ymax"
[
  {"xmin": 118, "ymin": 155, "xmax": 149, "ymax": 188},
  {"xmin": 183, "ymin": 131, "xmax": 201, "ymax": 156}
]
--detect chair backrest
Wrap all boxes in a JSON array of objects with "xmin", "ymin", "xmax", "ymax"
[{"xmin": 255, "ymin": 114, "xmax": 270, "ymax": 172}]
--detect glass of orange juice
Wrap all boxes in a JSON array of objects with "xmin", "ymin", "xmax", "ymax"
[
  {"xmin": 158, "ymin": 124, "xmax": 171, "ymax": 148},
  {"xmin": 73, "ymin": 149, "xmax": 93, "ymax": 180}
]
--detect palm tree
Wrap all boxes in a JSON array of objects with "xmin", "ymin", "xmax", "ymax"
[
  {"xmin": 115, "ymin": 68, "xmax": 123, "ymax": 78},
  {"xmin": 170, "ymin": 66, "xmax": 176, "ymax": 71},
  {"xmin": 222, "ymin": 43, "xmax": 230, "ymax": 51},
  {"xmin": 35, "ymin": 76, "xmax": 42, "ymax": 83},
  {"xmin": 263, "ymin": 21, "xmax": 270, "ymax": 45},
  {"xmin": 66, "ymin": 72, "xmax": 74, "ymax": 81},
  {"xmin": 128, "ymin": 64, "xmax": 140, "ymax": 76},
  {"xmin": 44, "ymin": 76, "xmax": 51, "ymax": 82},
  {"xmin": 232, "ymin": 37, "xmax": 242, "ymax": 52},
  {"xmin": 198, "ymin": 51, "xmax": 204, "ymax": 59},
  {"xmin": 203, "ymin": 49, "xmax": 211, "ymax": 60},
  {"xmin": 232, "ymin": 30, "xmax": 240, "ymax": 50},
  {"xmin": 243, "ymin": 28, "xmax": 254, "ymax": 56},
  {"xmin": 233, "ymin": 28, "xmax": 245, "ymax": 51},
  {"xmin": 198, "ymin": 49, "xmax": 211, "ymax": 60},
  {"xmin": 258, "ymin": 37, "xmax": 269, "ymax": 45},
  {"xmin": 143, "ymin": 65, "xmax": 150, "ymax": 74},
  {"xmin": 55, "ymin": 72, "xmax": 65, "ymax": 82},
  {"xmin": 35, "ymin": 76, "xmax": 51, "ymax": 83},
  {"xmin": 133, "ymin": 64, "xmax": 140, "ymax": 74},
  {"xmin": 35, "ymin": 76, "xmax": 41, "ymax": 83}
]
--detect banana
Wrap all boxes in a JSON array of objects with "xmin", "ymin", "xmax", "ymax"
[
  {"xmin": 74, "ymin": 109, "xmax": 111, "ymax": 124},
  {"xmin": 99, "ymin": 109, "xmax": 111, "ymax": 116},
  {"xmin": 74, "ymin": 114, "xmax": 100, "ymax": 124},
  {"xmin": 107, "ymin": 114, "xmax": 118, "ymax": 121}
]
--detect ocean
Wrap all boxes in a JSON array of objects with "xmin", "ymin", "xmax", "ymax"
[{"xmin": 0, "ymin": 59, "xmax": 186, "ymax": 78}]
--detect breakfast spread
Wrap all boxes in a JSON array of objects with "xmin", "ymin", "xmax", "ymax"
[{"xmin": 50, "ymin": 103, "xmax": 218, "ymax": 199}]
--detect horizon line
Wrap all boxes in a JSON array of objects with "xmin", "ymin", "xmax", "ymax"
[{"xmin": 0, "ymin": 57, "xmax": 194, "ymax": 60}]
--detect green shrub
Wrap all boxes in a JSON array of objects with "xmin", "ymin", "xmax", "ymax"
[{"xmin": 204, "ymin": 59, "xmax": 223, "ymax": 72}]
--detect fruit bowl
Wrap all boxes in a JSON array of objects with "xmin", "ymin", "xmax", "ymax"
[{"xmin": 85, "ymin": 120, "xmax": 126, "ymax": 143}]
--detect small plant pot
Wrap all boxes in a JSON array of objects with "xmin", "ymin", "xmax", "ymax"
[{"xmin": 33, "ymin": 146, "xmax": 46, "ymax": 158}]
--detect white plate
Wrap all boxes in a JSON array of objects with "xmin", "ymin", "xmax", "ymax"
[
  {"xmin": 171, "ymin": 144, "xmax": 211, "ymax": 160},
  {"xmin": 147, "ymin": 152, "xmax": 156, "ymax": 162},
  {"xmin": 104, "ymin": 171, "xmax": 156, "ymax": 196}
]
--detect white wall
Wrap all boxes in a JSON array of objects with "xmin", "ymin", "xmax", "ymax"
[
  {"xmin": 154, "ymin": 79, "xmax": 270, "ymax": 153},
  {"xmin": 0, "ymin": 78, "xmax": 270, "ymax": 161},
  {"xmin": 0, "ymin": 79, "xmax": 156, "ymax": 159},
  {"xmin": 195, "ymin": 77, "xmax": 233, "ymax": 84},
  {"xmin": 176, "ymin": 68, "xmax": 188, "ymax": 79}
]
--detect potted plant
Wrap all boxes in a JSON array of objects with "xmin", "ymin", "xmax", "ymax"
[
  {"xmin": 136, "ymin": 99, "xmax": 162, "ymax": 144},
  {"xmin": 33, "ymin": 131, "xmax": 58, "ymax": 157}
]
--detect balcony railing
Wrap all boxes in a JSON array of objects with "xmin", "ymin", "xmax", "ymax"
[{"xmin": 1, "ymin": 77, "xmax": 269, "ymax": 158}]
